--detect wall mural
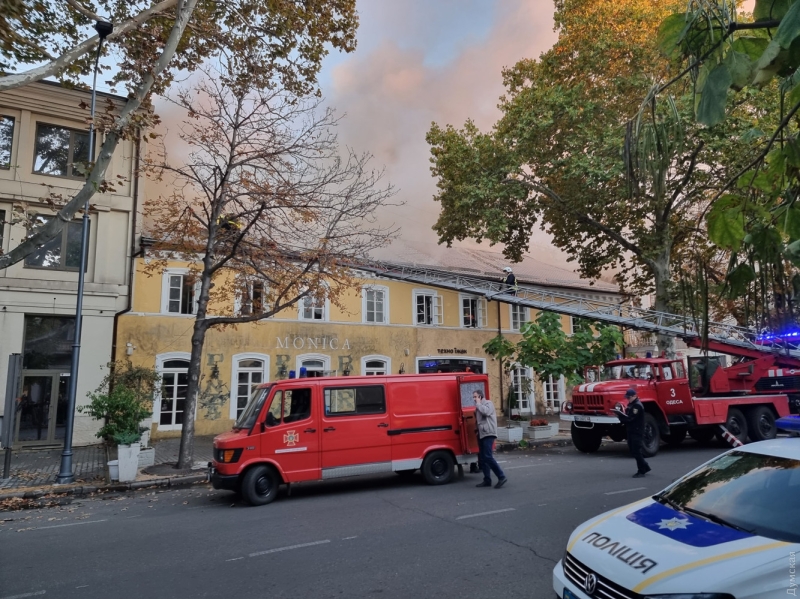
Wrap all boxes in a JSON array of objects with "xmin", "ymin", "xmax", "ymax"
[{"xmin": 198, "ymin": 353, "xmax": 230, "ymax": 420}]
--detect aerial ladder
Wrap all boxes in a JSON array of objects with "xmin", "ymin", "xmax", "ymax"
[{"xmin": 358, "ymin": 262, "xmax": 800, "ymax": 451}]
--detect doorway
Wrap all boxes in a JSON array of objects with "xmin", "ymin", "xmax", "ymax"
[{"xmin": 14, "ymin": 372, "xmax": 70, "ymax": 446}]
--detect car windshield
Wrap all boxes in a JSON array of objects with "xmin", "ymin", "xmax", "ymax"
[
  {"xmin": 601, "ymin": 363, "xmax": 652, "ymax": 381},
  {"xmin": 233, "ymin": 385, "xmax": 271, "ymax": 430},
  {"xmin": 658, "ymin": 450, "xmax": 800, "ymax": 543}
]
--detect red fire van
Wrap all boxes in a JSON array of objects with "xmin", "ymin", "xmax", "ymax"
[{"xmin": 209, "ymin": 373, "xmax": 484, "ymax": 505}]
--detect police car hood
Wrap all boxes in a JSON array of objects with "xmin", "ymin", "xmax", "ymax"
[{"xmin": 567, "ymin": 498, "xmax": 796, "ymax": 597}]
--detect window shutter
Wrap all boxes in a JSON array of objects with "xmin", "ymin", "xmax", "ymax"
[
  {"xmin": 557, "ymin": 375, "xmax": 566, "ymax": 403},
  {"xmin": 192, "ymin": 279, "xmax": 201, "ymax": 315},
  {"xmin": 477, "ymin": 298, "xmax": 487, "ymax": 328},
  {"xmin": 433, "ymin": 294, "xmax": 443, "ymax": 325}
]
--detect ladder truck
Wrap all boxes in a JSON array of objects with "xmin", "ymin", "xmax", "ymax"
[{"xmin": 357, "ymin": 262, "xmax": 800, "ymax": 456}]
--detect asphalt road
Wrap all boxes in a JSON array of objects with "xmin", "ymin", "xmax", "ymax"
[{"xmin": 0, "ymin": 440, "xmax": 728, "ymax": 599}]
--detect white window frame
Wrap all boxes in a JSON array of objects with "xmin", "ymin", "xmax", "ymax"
[
  {"xmin": 154, "ymin": 352, "xmax": 192, "ymax": 431},
  {"xmin": 234, "ymin": 279, "xmax": 268, "ymax": 316},
  {"xmin": 459, "ymin": 294, "xmax": 487, "ymax": 328},
  {"xmin": 544, "ymin": 374, "xmax": 565, "ymax": 414},
  {"xmin": 361, "ymin": 284, "xmax": 389, "ymax": 324},
  {"xmin": 296, "ymin": 353, "xmax": 332, "ymax": 377},
  {"xmin": 160, "ymin": 268, "xmax": 200, "ymax": 315},
  {"xmin": 509, "ymin": 304, "xmax": 528, "ymax": 332},
  {"xmin": 229, "ymin": 353, "xmax": 270, "ymax": 420},
  {"xmin": 298, "ymin": 294, "xmax": 329, "ymax": 322},
  {"xmin": 510, "ymin": 365, "xmax": 534, "ymax": 415},
  {"xmin": 413, "ymin": 288, "xmax": 443, "ymax": 326},
  {"xmin": 361, "ymin": 354, "xmax": 391, "ymax": 376}
]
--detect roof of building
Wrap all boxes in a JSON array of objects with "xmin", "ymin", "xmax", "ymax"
[{"xmin": 370, "ymin": 240, "xmax": 619, "ymax": 294}]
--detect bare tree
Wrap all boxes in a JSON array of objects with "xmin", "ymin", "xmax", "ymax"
[{"xmin": 144, "ymin": 63, "xmax": 397, "ymax": 468}]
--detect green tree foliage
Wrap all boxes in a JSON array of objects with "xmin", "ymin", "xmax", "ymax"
[{"xmin": 483, "ymin": 313, "xmax": 623, "ymax": 386}]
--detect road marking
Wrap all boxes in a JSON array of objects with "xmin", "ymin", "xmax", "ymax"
[
  {"xmin": 342, "ymin": 536, "xmax": 357, "ymax": 540},
  {"xmin": 504, "ymin": 463, "xmax": 553, "ymax": 470},
  {"xmin": 249, "ymin": 540, "xmax": 330, "ymax": 558},
  {"xmin": 34, "ymin": 520, "xmax": 107, "ymax": 530},
  {"xmin": 456, "ymin": 508, "xmax": 516, "ymax": 520},
  {"xmin": 1, "ymin": 591, "xmax": 46, "ymax": 599},
  {"xmin": 225, "ymin": 557, "xmax": 244, "ymax": 562},
  {"xmin": 604, "ymin": 487, "xmax": 646, "ymax": 496}
]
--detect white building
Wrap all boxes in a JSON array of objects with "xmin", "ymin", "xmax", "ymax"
[{"xmin": 0, "ymin": 81, "xmax": 143, "ymax": 447}]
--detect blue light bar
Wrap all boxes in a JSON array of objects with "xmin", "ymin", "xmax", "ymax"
[{"xmin": 776, "ymin": 416, "xmax": 800, "ymax": 433}]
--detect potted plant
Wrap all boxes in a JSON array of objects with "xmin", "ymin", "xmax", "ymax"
[
  {"xmin": 79, "ymin": 361, "xmax": 157, "ymax": 482},
  {"xmin": 525, "ymin": 418, "xmax": 559, "ymax": 440}
]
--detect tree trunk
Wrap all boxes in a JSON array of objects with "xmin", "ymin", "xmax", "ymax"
[
  {"xmin": 176, "ymin": 269, "xmax": 212, "ymax": 470},
  {"xmin": 652, "ymin": 251, "xmax": 676, "ymax": 358}
]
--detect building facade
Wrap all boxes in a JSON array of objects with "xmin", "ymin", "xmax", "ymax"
[
  {"xmin": 118, "ymin": 243, "xmax": 622, "ymax": 441},
  {"xmin": 0, "ymin": 82, "xmax": 143, "ymax": 447}
]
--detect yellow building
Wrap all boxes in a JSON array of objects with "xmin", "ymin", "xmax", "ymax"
[{"xmin": 117, "ymin": 240, "xmax": 621, "ymax": 440}]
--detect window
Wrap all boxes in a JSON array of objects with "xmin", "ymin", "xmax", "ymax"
[
  {"xmin": 300, "ymin": 295, "xmax": 326, "ymax": 321},
  {"xmin": 160, "ymin": 359, "xmax": 189, "ymax": 428},
  {"xmin": 239, "ymin": 281, "xmax": 266, "ymax": 315},
  {"xmin": 414, "ymin": 290, "xmax": 442, "ymax": 326},
  {"xmin": 545, "ymin": 374, "xmax": 564, "ymax": 413},
  {"xmin": 362, "ymin": 356, "xmax": 390, "ymax": 376},
  {"xmin": 162, "ymin": 272, "xmax": 199, "ymax": 315},
  {"xmin": 33, "ymin": 124, "xmax": 92, "ymax": 178},
  {"xmin": 264, "ymin": 388, "xmax": 312, "ymax": 427},
  {"xmin": 232, "ymin": 357, "xmax": 266, "ymax": 420},
  {"xmin": 23, "ymin": 316, "xmax": 75, "ymax": 370},
  {"xmin": 23, "ymin": 215, "xmax": 88, "ymax": 271},
  {"xmin": 461, "ymin": 295, "xmax": 486, "ymax": 328},
  {"xmin": 510, "ymin": 366, "xmax": 533, "ymax": 413},
  {"xmin": 510, "ymin": 304, "xmax": 528, "ymax": 331},
  {"xmin": 362, "ymin": 286, "xmax": 388, "ymax": 324},
  {"xmin": 324, "ymin": 385, "xmax": 386, "ymax": 416},
  {"xmin": 662, "ymin": 365, "xmax": 673, "ymax": 380},
  {"xmin": 0, "ymin": 116, "xmax": 13, "ymax": 169},
  {"xmin": 673, "ymin": 361, "xmax": 686, "ymax": 379}
]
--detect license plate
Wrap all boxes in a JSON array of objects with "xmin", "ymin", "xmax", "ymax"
[
  {"xmin": 574, "ymin": 415, "xmax": 591, "ymax": 422},
  {"xmin": 563, "ymin": 589, "xmax": 580, "ymax": 599}
]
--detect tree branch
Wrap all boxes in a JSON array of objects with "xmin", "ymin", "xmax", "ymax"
[
  {"xmin": 663, "ymin": 141, "xmax": 704, "ymax": 223},
  {"xmin": 0, "ymin": 0, "xmax": 197, "ymax": 271},
  {"xmin": 65, "ymin": 0, "xmax": 106, "ymax": 22},
  {"xmin": 0, "ymin": 0, "xmax": 180, "ymax": 92}
]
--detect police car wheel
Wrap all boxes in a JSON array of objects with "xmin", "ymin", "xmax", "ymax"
[
  {"xmin": 641, "ymin": 413, "xmax": 660, "ymax": 458},
  {"xmin": 746, "ymin": 406, "xmax": 776, "ymax": 442},
  {"xmin": 242, "ymin": 464, "xmax": 280, "ymax": 506},
  {"xmin": 422, "ymin": 451, "xmax": 455, "ymax": 485}
]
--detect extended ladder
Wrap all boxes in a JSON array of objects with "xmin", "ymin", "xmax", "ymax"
[{"xmin": 358, "ymin": 262, "xmax": 800, "ymax": 359}]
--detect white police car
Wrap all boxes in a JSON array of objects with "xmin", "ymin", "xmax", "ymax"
[{"xmin": 553, "ymin": 416, "xmax": 800, "ymax": 599}]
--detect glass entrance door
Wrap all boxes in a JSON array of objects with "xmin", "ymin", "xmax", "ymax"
[{"xmin": 14, "ymin": 372, "xmax": 70, "ymax": 446}]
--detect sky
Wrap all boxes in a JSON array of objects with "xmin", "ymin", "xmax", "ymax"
[{"xmin": 313, "ymin": 0, "xmax": 565, "ymax": 265}]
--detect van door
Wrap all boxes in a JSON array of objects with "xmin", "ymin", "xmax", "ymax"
[
  {"xmin": 457, "ymin": 375, "xmax": 484, "ymax": 456},
  {"xmin": 320, "ymin": 384, "xmax": 392, "ymax": 476},
  {"xmin": 259, "ymin": 386, "xmax": 321, "ymax": 482}
]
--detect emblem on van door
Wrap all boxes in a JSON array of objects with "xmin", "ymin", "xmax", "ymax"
[
  {"xmin": 283, "ymin": 430, "xmax": 299, "ymax": 446},
  {"xmin": 584, "ymin": 572, "xmax": 597, "ymax": 594}
]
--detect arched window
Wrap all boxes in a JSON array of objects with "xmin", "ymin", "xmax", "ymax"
[
  {"xmin": 230, "ymin": 353, "xmax": 269, "ymax": 420},
  {"xmin": 361, "ymin": 355, "xmax": 391, "ymax": 376},
  {"xmin": 297, "ymin": 353, "xmax": 331, "ymax": 377},
  {"xmin": 155, "ymin": 353, "xmax": 191, "ymax": 430}
]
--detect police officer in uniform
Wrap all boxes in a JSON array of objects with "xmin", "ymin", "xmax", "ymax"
[{"xmin": 613, "ymin": 388, "xmax": 651, "ymax": 478}]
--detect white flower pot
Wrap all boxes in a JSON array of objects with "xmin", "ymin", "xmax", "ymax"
[
  {"xmin": 525, "ymin": 423, "xmax": 560, "ymax": 440},
  {"xmin": 117, "ymin": 443, "xmax": 141, "ymax": 482},
  {"xmin": 496, "ymin": 426, "xmax": 523, "ymax": 443}
]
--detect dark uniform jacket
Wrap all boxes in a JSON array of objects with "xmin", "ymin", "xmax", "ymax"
[
  {"xmin": 503, "ymin": 273, "xmax": 517, "ymax": 288},
  {"xmin": 614, "ymin": 398, "xmax": 645, "ymax": 439}
]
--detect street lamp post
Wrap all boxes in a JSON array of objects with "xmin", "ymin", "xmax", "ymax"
[{"xmin": 55, "ymin": 20, "xmax": 114, "ymax": 484}]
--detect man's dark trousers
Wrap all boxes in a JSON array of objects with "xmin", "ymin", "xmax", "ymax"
[
  {"xmin": 478, "ymin": 436, "xmax": 505, "ymax": 483},
  {"xmin": 628, "ymin": 436, "xmax": 650, "ymax": 474}
]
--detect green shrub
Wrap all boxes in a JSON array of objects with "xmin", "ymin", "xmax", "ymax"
[{"xmin": 79, "ymin": 384, "xmax": 152, "ymax": 445}]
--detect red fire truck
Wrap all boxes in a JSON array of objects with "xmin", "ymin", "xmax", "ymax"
[
  {"xmin": 562, "ymin": 341, "xmax": 797, "ymax": 456},
  {"xmin": 210, "ymin": 373, "xmax": 483, "ymax": 505}
]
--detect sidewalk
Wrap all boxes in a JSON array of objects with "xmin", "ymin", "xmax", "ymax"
[{"xmin": 0, "ymin": 436, "xmax": 215, "ymax": 497}]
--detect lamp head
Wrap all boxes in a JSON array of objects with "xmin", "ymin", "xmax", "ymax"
[{"xmin": 94, "ymin": 21, "xmax": 114, "ymax": 40}]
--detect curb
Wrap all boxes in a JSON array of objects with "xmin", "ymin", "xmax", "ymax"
[
  {"xmin": 496, "ymin": 435, "xmax": 574, "ymax": 452},
  {"xmin": 0, "ymin": 473, "xmax": 208, "ymax": 502}
]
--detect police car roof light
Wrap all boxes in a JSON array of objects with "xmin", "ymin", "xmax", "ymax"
[{"xmin": 776, "ymin": 415, "xmax": 800, "ymax": 433}]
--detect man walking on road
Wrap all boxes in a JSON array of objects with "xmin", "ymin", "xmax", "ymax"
[
  {"xmin": 613, "ymin": 388, "xmax": 651, "ymax": 478},
  {"xmin": 473, "ymin": 390, "xmax": 507, "ymax": 489}
]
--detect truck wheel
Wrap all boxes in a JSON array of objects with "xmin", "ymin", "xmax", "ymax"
[
  {"xmin": 571, "ymin": 424, "xmax": 602, "ymax": 453},
  {"xmin": 746, "ymin": 406, "xmax": 777, "ymax": 442},
  {"xmin": 422, "ymin": 451, "xmax": 455, "ymax": 485},
  {"xmin": 641, "ymin": 413, "xmax": 660, "ymax": 458},
  {"xmin": 689, "ymin": 427, "xmax": 716, "ymax": 444},
  {"xmin": 664, "ymin": 427, "xmax": 687, "ymax": 447},
  {"xmin": 721, "ymin": 408, "xmax": 748, "ymax": 444},
  {"xmin": 242, "ymin": 464, "xmax": 280, "ymax": 506}
]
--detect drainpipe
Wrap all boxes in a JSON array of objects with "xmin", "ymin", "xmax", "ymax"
[
  {"xmin": 497, "ymin": 300, "xmax": 505, "ymax": 417},
  {"xmin": 111, "ymin": 131, "xmax": 142, "ymax": 365}
]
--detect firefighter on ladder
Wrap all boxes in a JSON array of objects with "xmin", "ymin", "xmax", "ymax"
[{"xmin": 502, "ymin": 267, "xmax": 518, "ymax": 296}]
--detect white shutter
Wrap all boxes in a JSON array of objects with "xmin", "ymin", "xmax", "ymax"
[
  {"xmin": 557, "ymin": 375, "xmax": 566, "ymax": 405},
  {"xmin": 477, "ymin": 298, "xmax": 487, "ymax": 328},
  {"xmin": 433, "ymin": 294, "xmax": 443, "ymax": 325}
]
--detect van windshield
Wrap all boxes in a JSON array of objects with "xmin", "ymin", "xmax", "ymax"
[{"xmin": 234, "ymin": 386, "xmax": 271, "ymax": 430}]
